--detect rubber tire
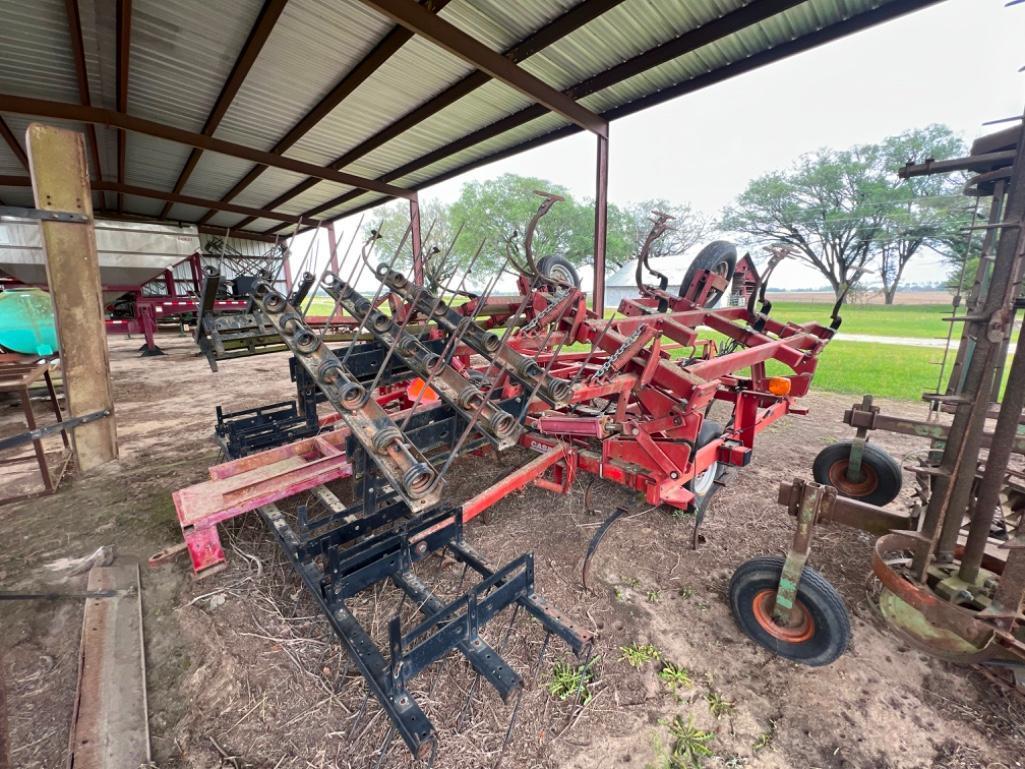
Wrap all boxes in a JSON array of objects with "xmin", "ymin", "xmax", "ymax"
[
  {"xmin": 537, "ymin": 255, "xmax": 581, "ymax": 289},
  {"xmin": 812, "ymin": 440, "xmax": 902, "ymax": 507},
  {"xmin": 729, "ymin": 555, "xmax": 850, "ymax": 667},
  {"xmin": 679, "ymin": 241, "xmax": 737, "ymax": 306}
]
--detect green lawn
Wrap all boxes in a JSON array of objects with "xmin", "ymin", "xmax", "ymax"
[
  {"xmin": 762, "ymin": 301, "xmax": 954, "ymax": 339},
  {"xmin": 782, "ymin": 341, "xmax": 945, "ymax": 400}
]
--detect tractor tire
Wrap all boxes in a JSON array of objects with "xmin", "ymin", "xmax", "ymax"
[
  {"xmin": 679, "ymin": 241, "xmax": 737, "ymax": 306},
  {"xmin": 729, "ymin": 555, "xmax": 850, "ymax": 667},
  {"xmin": 537, "ymin": 255, "xmax": 581, "ymax": 289},
  {"xmin": 813, "ymin": 440, "xmax": 902, "ymax": 506}
]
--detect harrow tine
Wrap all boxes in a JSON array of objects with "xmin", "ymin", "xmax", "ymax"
[
  {"xmin": 567, "ymin": 309, "xmax": 620, "ymax": 387},
  {"xmin": 348, "ymin": 688, "xmax": 371, "ymax": 740},
  {"xmin": 493, "ymin": 685, "xmax": 524, "ymax": 769},
  {"xmin": 373, "ymin": 726, "xmax": 397, "ymax": 769},
  {"xmin": 364, "ymin": 225, "xmax": 465, "ymax": 395},
  {"xmin": 306, "ymin": 214, "xmax": 363, "ymax": 323},
  {"xmin": 397, "ymin": 245, "xmax": 507, "ymax": 432},
  {"xmin": 433, "ymin": 272, "xmax": 548, "ymax": 482},
  {"xmin": 516, "ymin": 289, "xmax": 579, "ymax": 421},
  {"xmin": 456, "ymin": 672, "xmax": 482, "ymax": 731},
  {"xmin": 532, "ymin": 631, "xmax": 552, "ymax": 678},
  {"xmin": 339, "ymin": 230, "xmax": 408, "ymax": 367}
]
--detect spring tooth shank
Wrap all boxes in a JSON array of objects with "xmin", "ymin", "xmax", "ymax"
[
  {"xmin": 379, "ymin": 267, "xmax": 573, "ymax": 406},
  {"xmin": 321, "ymin": 275, "xmax": 524, "ymax": 450},
  {"xmin": 251, "ymin": 281, "xmax": 441, "ymax": 510}
]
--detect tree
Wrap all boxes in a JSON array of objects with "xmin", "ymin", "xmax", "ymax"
[
  {"xmin": 876, "ymin": 125, "xmax": 970, "ymax": 304},
  {"xmin": 360, "ymin": 199, "xmax": 456, "ymax": 289},
  {"xmin": 721, "ymin": 147, "xmax": 891, "ymax": 304},
  {"xmin": 624, "ymin": 200, "xmax": 714, "ymax": 259}
]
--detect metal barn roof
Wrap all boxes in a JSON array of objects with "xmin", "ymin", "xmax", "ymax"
[{"xmin": 0, "ymin": 0, "xmax": 943, "ymax": 242}]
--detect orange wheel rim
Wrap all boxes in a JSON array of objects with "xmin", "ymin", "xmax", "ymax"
[
  {"xmin": 827, "ymin": 458, "xmax": 879, "ymax": 497},
  {"xmin": 751, "ymin": 589, "xmax": 815, "ymax": 643}
]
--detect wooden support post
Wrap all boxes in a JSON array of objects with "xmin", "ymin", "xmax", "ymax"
[{"xmin": 26, "ymin": 124, "xmax": 118, "ymax": 471}]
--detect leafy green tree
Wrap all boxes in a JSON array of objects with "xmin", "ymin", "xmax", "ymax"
[
  {"xmin": 876, "ymin": 125, "xmax": 970, "ymax": 304},
  {"xmin": 721, "ymin": 147, "xmax": 890, "ymax": 303},
  {"xmin": 624, "ymin": 200, "xmax": 714, "ymax": 259}
]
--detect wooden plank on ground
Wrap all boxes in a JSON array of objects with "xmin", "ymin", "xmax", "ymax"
[{"xmin": 68, "ymin": 564, "xmax": 149, "ymax": 769}]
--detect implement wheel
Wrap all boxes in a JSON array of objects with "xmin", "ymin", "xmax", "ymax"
[
  {"xmin": 812, "ymin": 440, "xmax": 902, "ymax": 506},
  {"xmin": 679, "ymin": 241, "xmax": 736, "ymax": 306},
  {"xmin": 729, "ymin": 556, "xmax": 850, "ymax": 667},
  {"xmin": 537, "ymin": 255, "xmax": 581, "ymax": 288}
]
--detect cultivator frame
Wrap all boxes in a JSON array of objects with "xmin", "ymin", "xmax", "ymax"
[
  {"xmin": 172, "ymin": 195, "xmax": 837, "ymax": 757},
  {"xmin": 742, "ymin": 118, "xmax": 1025, "ymax": 684}
]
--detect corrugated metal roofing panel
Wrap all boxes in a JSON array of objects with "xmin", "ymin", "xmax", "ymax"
[
  {"xmin": 126, "ymin": 0, "xmax": 265, "ymax": 131},
  {"xmin": 125, "ymin": 133, "xmax": 194, "ymax": 191},
  {"xmin": 231, "ymin": 166, "xmax": 354, "ymax": 213},
  {"xmin": 287, "ymin": 36, "xmax": 475, "ymax": 167},
  {"xmin": 0, "ymin": 0, "xmax": 79, "ymax": 102},
  {"xmin": 211, "ymin": 0, "xmax": 394, "ymax": 152}
]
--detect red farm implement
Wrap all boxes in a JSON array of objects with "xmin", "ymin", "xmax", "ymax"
[{"xmin": 170, "ymin": 197, "xmax": 837, "ymax": 760}]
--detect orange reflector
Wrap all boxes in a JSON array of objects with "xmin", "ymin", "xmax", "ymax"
[
  {"xmin": 406, "ymin": 378, "xmax": 440, "ymax": 404},
  {"xmin": 767, "ymin": 376, "xmax": 791, "ymax": 396}
]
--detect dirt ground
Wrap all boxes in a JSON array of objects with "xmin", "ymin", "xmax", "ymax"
[{"xmin": 1, "ymin": 332, "xmax": 1023, "ymax": 769}]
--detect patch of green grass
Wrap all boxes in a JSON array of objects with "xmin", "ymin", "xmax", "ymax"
[
  {"xmin": 648, "ymin": 715, "xmax": 716, "ymax": 769},
  {"xmin": 658, "ymin": 662, "xmax": 693, "ymax": 693},
  {"xmin": 547, "ymin": 657, "xmax": 597, "ymax": 704},
  {"xmin": 647, "ymin": 589, "xmax": 662, "ymax": 604},
  {"xmin": 706, "ymin": 691, "xmax": 735, "ymax": 719},
  {"xmin": 621, "ymin": 642, "xmax": 662, "ymax": 667},
  {"xmin": 766, "ymin": 301, "xmax": 954, "ymax": 339}
]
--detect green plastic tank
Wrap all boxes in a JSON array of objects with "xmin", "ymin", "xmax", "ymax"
[{"xmin": 0, "ymin": 288, "xmax": 58, "ymax": 356}]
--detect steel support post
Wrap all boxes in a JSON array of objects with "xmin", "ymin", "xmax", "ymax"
[
  {"xmin": 592, "ymin": 133, "xmax": 608, "ymax": 317},
  {"xmin": 327, "ymin": 221, "xmax": 340, "ymax": 273},
  {"xmin": 960, "ymin": 253, "xmax": 1025, "ymax": 583},
  {"xmin": 410, "ymin": 196, "xmax": 424, "ymax": 286},
  {"xmin": 915, "ymin": 117, "xmax": 1025, "ymax": 575},
  {"xmin": 26, "ymin": 123, "xmax": 117, "ymax": 471}
]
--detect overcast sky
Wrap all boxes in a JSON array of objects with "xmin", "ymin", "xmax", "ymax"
[{"xmin": 332, "ymin": 0, "xmax": 1025, "ymax": 291}]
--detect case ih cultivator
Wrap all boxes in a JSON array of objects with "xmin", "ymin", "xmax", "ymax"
[{"xmin": 171, "ymin": 197, "xmax": 837, "ymax": 760}]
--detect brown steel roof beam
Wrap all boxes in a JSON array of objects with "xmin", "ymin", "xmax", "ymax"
[
  {"xmin": 0, "ymin": 95, "xmax": 416, "ymax": 199},
  {"xmin": 193, "ymin": 0, "xmax": 452, "ymax": 225},
  {"xmin": 234, "ymin": 0, "xmax": 626, "ymax": 230},
  {"xmin": 115, "ymin": 0, "xmax": 131, "ymax": 210},
  {"xmin": 0, "ymin": 117, "xmax": 28, "ymax": 170},
  {"xmin": 159, "ymin": 0, "xmax": 289, "ymax": 219},
  {"xmin": 64, "ymin": 0, "xmax": 108, "ymax": 208},
  {"xmin": 0, "ymin": 173, "xmax": 312, "ymax": 224},
  {"xmin": 269, "ymin": 0, "xmax": 808, "ymax": 231},
  {"xmin": 357, "ymin": 0, "xmax": 607, "ymax": 136},
  {"xmin": 306, "ymin": 0, "xmax": 946, "ymax": 230}
]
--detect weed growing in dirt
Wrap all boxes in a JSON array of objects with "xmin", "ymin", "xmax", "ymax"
[
  {"xmin": 658, "ymin": 663, "xmax": 693, "ymax": 694},
  {"xmin": 648, "ymin": 715, "xmax": 715, "ymax": 769},
  {"xmin": 615, "ymin": 586, "xmax": 628, "ymax": 602},
  {"xmin": 547, "ymin": 657, "xmax": 597, "ymax": 704},
  {"xmin": 647, "ymin": 589, "xmax": 662, "ymax": 604},
  {"xmin": 753, "ymin": 718, "xmax": 778, "ymax": 751},
  {"xmin": 677, "ymin": 586, "xmax": 694, "ymax": 600},
  {"xmin": 706, "ymin": 691, "xmax": 735, "ymax": 719},
  {"xmin": 621, "ymin": 642, "xmax": 662, "ymax": 667}
]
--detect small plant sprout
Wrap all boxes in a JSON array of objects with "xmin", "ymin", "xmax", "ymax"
[
  {"xmin": 547, "ymin": 657, "xmax": 597, "ymax": 705},
  {"xmin": 706, "ymin": 690, "xmax": 735, "ymax": 719},
  {"xmin": 647, "ymin": 589, "xmax": 662, "ymax": 604},
  {"xmin": 620, "ymin": 642, "xmax": 662, "ymax": 667},
  {"xmin": 678, "ymin": 586, "xmax": 694, "ymax": 600},
  {"xmin": 661, "ymin": 715, "xmax": 715, "ymax": 768},
  {"xmin": 753, "ymin": 719, "xmax": 778, "ymax": 752},
  {"xmin": 658, "ymin": 662, "xmax": 693, "ymax": 694}
]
